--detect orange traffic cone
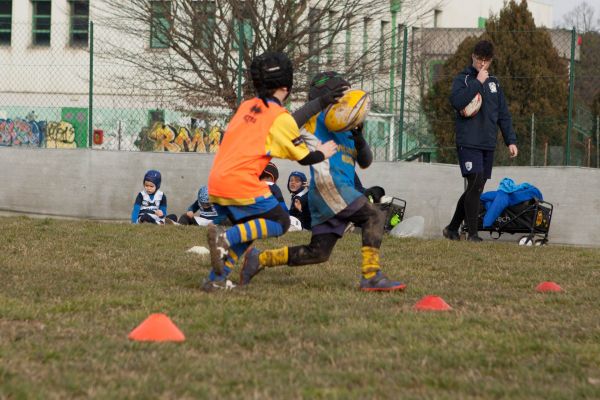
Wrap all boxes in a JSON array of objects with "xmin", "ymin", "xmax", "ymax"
[
  {"xmin": 414, "ymin": 295, "xmax": 452, "ymax": 311},
  {"xmin": 536, "ymin": 281, "xmax": 563, "ymax": 293},
  {"xmin": 128, "ymin": 313, "xmax": 185, "ymax": 342}
]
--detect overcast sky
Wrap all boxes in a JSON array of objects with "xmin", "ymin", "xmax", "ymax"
[{"xmin": 548, "ymin": 0, "xmax": 600, "ymax": 26}]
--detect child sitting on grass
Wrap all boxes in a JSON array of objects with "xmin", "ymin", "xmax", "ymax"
[
  {"xmin": 260, "ymin": 162, "xmax": 288, "ymax": 211},
  {"xmin": 287, "ymin": 171, "xmax": 311, "ymax": 230},
  {"xmin": 131, "ymin": 170, "xmax": 177, "ymax": 224},
  {"xmin": 178, "ymin": 185, "xmax": 226, "ymax": 226}
]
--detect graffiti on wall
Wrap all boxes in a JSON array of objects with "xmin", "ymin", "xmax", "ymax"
[
  {"xmin": 132, "ymin": 112, "xmax": 228, "ymax": 153},
  {"xmin": 1, "ymin": 109, "xmax": 228, "ymax": 151},
  {"xmin": 145, "ymin": 119, "xmax": 224, "ymax": 153},
  {"xmin": 0, "ymin": 112, "xmax": 77, "ymax": 148},
  {"xmin": 0, "ymin": 118, "xmax": 45, "ymax": 147},
  {"xmin": 46, "ymin": 121, "xmax": 76, "ymax": 149}
]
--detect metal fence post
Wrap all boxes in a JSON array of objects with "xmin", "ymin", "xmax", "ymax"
[
  {"xmin": 236, "ymin": 22, "xmax": 243, "ymax": 107},
  {"xmin": 596, "ymin": 115, "xmax": 600, "ymax": 168},
  {"xmin": 88, "ymin": 20, "xmax": 94, "ymax": 147},
  {"xmin": 530, "ymin": 113, "xmax": 535, "ymax": 166},
  {"xmin": 388, "ymin": 0, "xmax": 400, "ymax": 114},
  {"xmin": 566, "ymin": 27, "xmax": 576, "ymax": 165},
  {"xmin": 371, "ymin": 75, "xmax": 375, "ymax": 100},
  {"xmin": 396, "ymin": 25, "xmax": 408, "ymax": 160}
]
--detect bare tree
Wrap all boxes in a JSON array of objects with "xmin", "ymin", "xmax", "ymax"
[
  {"xmin": 561, "ymin": 1, "xmax": 598, "ymax": 32},
  {"xmin": 95, "ymin": 0, "xmax": 442, "ymax": 111}
]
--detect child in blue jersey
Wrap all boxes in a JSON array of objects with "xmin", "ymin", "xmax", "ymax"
[
  {"xmin": 178, "ymin": 185, "xmax": 227, "ymax": 226},
  {"xmin": 131, "ymin": 170, "xmax": 177, "ymax": 224},
  {"xmin": 240, "ymin": 71, "xmax": 406, "ymax": 291},
  {"xmin": 287, "ymin": 171, "xmax": 311, "ymax": 230}
]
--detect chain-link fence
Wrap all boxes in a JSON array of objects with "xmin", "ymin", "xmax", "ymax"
[
  {"xmin": 0, "ymin": 22, "xmax": 90, "ymax": 149},
  {"xmin": 408, "ymin": 27, "xmax": 600, "ymax": 168},
  {"xmin": 0, "ymin": 16, "xmax": 599, "ymax": 167}
]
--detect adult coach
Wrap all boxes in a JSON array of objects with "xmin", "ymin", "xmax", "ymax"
[{"xmin": 443, "ymin": 40, "xmax": 518, "ymax": 242}]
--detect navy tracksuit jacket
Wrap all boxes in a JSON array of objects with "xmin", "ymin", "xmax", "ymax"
[{"xmin": 449, "ymin": 65, "xmax": 517, "ymax": 150}]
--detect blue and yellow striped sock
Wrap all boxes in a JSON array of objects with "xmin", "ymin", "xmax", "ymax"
[
  {"xmin": 208, "ymin": 243, "xmax": 250, "ymax": 280},
  {"xmin": 208, "ymin": 266, "xmax": 232, "ymax": 281},
  {"xmin": 225, "ymin": 219, "xmax": 283, "ymax": 245},
  {"xmin": 223, "ymin": 242, "xmax": 250, "ymax": 271}
]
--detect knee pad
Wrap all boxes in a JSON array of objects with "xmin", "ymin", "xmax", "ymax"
[{"xmin": 309, "ymin": 234, "xmax": 337, "ymax": 263}]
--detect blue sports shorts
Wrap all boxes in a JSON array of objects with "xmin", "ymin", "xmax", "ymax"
[
  {"xmin": 457, "ymin": 146, "xmax": 494, "ymax": 179},
  {"xmin": 213, "ymin": 195, "xmax": 279, "ymax": 222}
]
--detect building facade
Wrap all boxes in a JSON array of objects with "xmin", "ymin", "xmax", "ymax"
[{"xmin": 0, "ymin": 0, "xmax": 557, "ymax": 154}]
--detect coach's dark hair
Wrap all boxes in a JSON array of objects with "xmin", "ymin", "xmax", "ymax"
[{"xmin": 473, "ymin": 40, "xmax": 494, "ymax": 59}]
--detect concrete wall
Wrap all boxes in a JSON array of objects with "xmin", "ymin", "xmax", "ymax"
[{"xmin": 1, "ymin": 148, "xmax": 599, "ymax": 247}]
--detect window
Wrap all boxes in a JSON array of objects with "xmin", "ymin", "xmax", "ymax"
[
  {"xmin": 308, "ymin": 7, "xmax": 321, "ymax": 75},
  {"xmin": 429, "ymin": 60, "xmax": 444, "ymax": 86},
  {"xmin": 150, "ymin": 1, "xmax": 171, "ymax": 48},
  {"xmin": 232, "ymin": 2, "xmax": 252, "ymax": 51},
  {"xmin": 32, "ymin": 0, "xmax": 51, "ymax": 46},
  {"xmin": 379, "ymin": 21, "xmax": 389, "ymax": 71},
  {"xmin": 396, "ymin": 24, "xmax": 404, "ymax": 73},
  {"xmin": 284, "ymin": 1, "xmax": 298, "ymax": 56},
  {"xmin": 344, "ymin": 16, "xmax": 351, "ymax": 66},
  {"xmin": 69, "ymin": 0, "xmax": 89, "ymax": 47},
  {"xmin": 433, "ymin": 9, "xmax": 441, "ymax": 28},
  {"xmin": 232, "ymin": 19, "xmax": 252, "ymax": 50},
  {"xmin": 0, "ymin": 0, "xmax": 11, "ymax": 45},
  {"xmin": 326, "ymin": 10, "xmax": 335, "ymax": 65},
  {"xmin": 362, "ymin": 17, "xmax": 370, "ymax": 66},
  {"xmin": 193, "ymin": 1, "xmax": 215, "ymax": 49}
]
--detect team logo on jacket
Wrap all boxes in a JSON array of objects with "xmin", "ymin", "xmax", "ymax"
[
  {"xmin": 488, "ymin": 82, "xmax": 497, "ymax": 93},
  {"xmin": 465, "ymin": 161, "xmax": 472, "ymax": 171}
]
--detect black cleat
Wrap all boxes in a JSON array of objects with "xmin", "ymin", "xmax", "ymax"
[
  {"xmin": 239, "ymin": 248, "xmax": 263, "ymax": 286},
  {"xmin": 467, "ymin": 234, "xmax": 483, "ymax": 242},
  {"xmin": 443, "ymin": 226, "xmax": 460, "ymax": 241},
  {"xmin": 207, "ymin": 224, "xmax": 229, "ymax": 275}
]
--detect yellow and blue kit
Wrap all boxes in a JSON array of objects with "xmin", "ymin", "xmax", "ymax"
[{"xmin": 207, "ymin": 96, "xmax": 322, "ymax": 277}]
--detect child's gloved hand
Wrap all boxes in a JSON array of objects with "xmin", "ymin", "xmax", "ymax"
[
  {"xmin": 318, "ymin": 85, "xmax": 348, "ymax": 108},
  {"xmin": 390, "ymin": 214, "xmax": 401, "ymax": 227},
  {"xmin": 351, "ymin": 123, "xmax": 364, "ymax": 139}
]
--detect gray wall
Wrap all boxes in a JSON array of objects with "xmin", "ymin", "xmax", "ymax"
[{"xmin": 1, "ymin": 148, "xmax": 599, "ymax": 247}]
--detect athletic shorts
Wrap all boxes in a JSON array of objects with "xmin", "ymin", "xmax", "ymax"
[
  {"xmin": 213, "ymin": 195, "xmax": 279, "ymax": 221},
  {"xmin": 457, "ymin": 146, "xmax": 494, "ymax": 179},
  {"xmin": 311, "ymin": 196, "xmax": 368, "ymax": 237},
  {"xmin": 214, "ymin": 202, "xmax": 289, "ymax": 230}
]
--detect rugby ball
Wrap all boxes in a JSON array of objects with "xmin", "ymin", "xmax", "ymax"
[
  {"xmin": 324, "ymin": 89, "xmax": 371, "ymax": 133},
  {"xmin": 519, "ymin": 236, "xmax": 533, "ymax": 246},
  {"xmin": 289, "ymin": 216, "xmax": 302, "ymax": 232},
  {"xmin": 460, "ymin": 92, "xmax": 482, "ymax": 118}
]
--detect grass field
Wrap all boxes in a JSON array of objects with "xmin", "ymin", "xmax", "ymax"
[{"xmin": 1, "ymin": 216, "xmax": 599, "ymax": 399}]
